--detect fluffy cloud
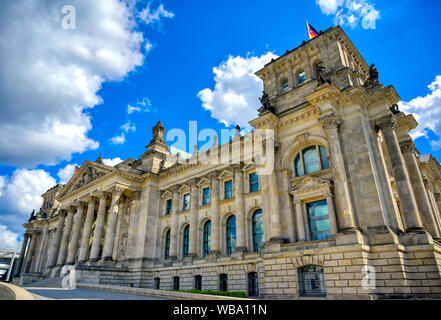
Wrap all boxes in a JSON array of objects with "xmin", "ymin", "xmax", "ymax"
[
  {"xmin": 197, "ymin": 53, "xmax": 278, "ymax": 129},
  {"xmin": 57, "ymin": 163, "xmax": 78, "ymax": 184},
  {"xmin": 316, "ymin": 0, "xmax": 380, "ymax": 29},
  {"xmin": 0, "ymin": 225, "xmax": 21, "ymax": 250},
  {"xmin": 121, "ymin": 121, "xmax": 137, "ymax": 133},
  {"xmin": 111, "ymin": 133, "xmax": 127, "ymax": 145},
  {"xmin": 103, "ymin": 158, "xmax": 124, "ymax": 167},
  {"xmin": 127, "ymin": 97, "xmax": 153, "ymax": 114},
  {"xmin": 399, "ymin": 75, "xmax": 441, "ymax": 149},
  {"xmin": 0, "ymin": 1, "xmax": 173, "ymax": 168},
  {"xmin": 139, "ymin": 3, "xmax": 175, "ymax": 25}
]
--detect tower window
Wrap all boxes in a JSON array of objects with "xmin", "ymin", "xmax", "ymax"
[
  {"xmin": 298, "ymin": 71, "xmax": 306, "ymax": 84},
  {"xmin": 280, "ymin": 78, "xmax": 289, "ymax": 91}
]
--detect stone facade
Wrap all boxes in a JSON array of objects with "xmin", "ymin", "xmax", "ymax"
[{"xmin": 15, "ymin": 26, "xmax": 441, "ymax": 299}]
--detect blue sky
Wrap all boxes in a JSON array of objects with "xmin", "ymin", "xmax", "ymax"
[{"xmin": 1, "ymin": 0, "xmax": 441, "ymax": 249}]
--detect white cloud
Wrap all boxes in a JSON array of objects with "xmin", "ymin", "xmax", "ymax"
[
  {"xmin": 121, "ymin": 121, "xmax": 137, "ymax": 133},
  {"xmin": 399, "ymin": 75, "xmax": 441, "ymax": 149},
  {"xmin": 0, "ymin": 225, "xmax": 20, "ymax": 250},
  {"xmin": 316, "ymin": 0, "xmax": 380, "ymax": 29},
  {"xmin": 0, "ymin": 1, "xmax": 173, "ymax": 167},
  {"xmin": 128, "ymin": 97, "xmax": 153, "ymax": 114},
  {"xmin": 57, "ymin": 163, "xmax": 78, "ymax": 184},
  {"xmin": 111, "ymin": 133, "xmax": 126, "ymax": 145},
  {"xmin": 139, "ymin": 3, "xmax": 175, "ymax": 25},
  {"xmin": 103, "ymin": 158, "xmax": 124, "ymax": 167},
  {"xmin": 197, "ymin": 52, "xmax": 278, "ymax": 129}
]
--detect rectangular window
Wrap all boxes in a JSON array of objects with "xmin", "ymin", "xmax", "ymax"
[
  {"xmin": 224, "ymin": 180, "xmax": 233, "ymax": 199},
  {"xmin": 248, "ymin": 272, "xmax": 259, "ymax": 297},
  {"xmin": 173, "ymin": 276, "xmax": 180, "ymax": 290},
  {"xmin": 219, "ymin": 274, "xmax": 228, "ymax": 292},
  {"xmin": 154, "ymin": 278, "xmax": 160, "ymax": 290},
  {"xmin": 306, "ymin": 200, "xmax": 331, "ymax": 241},
  {"xmin": 202, "ymin": 187, "xmax": 210, "ymax": 205},
  {"xmin": 165, "ymin": 199, "xmax": 172, "ymax": 215},
  {"xmin": 183, "ymin": 193, "xmax": 190, "ymax": 210},
  {"xmin": 195, "ymin": 275, "xmax": 202, "ymax": 291},
  {"xmin": 298, "ymin": 71, "xmax": 306, "ymax": 84},
  {"xmin": 249, "ymin": 172, "xmax": 259, "ymax": 193}
]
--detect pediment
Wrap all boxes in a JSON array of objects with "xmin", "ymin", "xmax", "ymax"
[
  {"xmin": 291, "ymin": 176, "xmax": 331, "ymax": 192},
  {"xmin": 58, "ymin": 161, "xmax": 115, "ymax": 199}
]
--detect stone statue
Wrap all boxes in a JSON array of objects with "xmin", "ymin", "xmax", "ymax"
[
  {"xmin": 390, "ymin": 104, "xmax": 400, "ymax": 114},
  {"xmin": 315, "ymin": 62, "xmax": 331, "ymax": 86},
  {"xmin": 258, "ymin": 91, "xmax": 275, "ymax": 114},
  {"xmin": 364, "ymin": 63, "xmax": 380, "ymax": 88}
]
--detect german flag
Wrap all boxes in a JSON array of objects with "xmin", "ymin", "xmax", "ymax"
[{"xmin": 306, "ymin": 21, "xmax": 319, "ymax": 40}]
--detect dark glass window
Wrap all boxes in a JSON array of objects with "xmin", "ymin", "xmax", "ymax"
[
  {"xmin": 164, "ymin": 229, "xmax": 170, "ymax": 259},
  {"xmin": 182, "ymin": 225, "xmax": 190, "ymax": 258},
  {"xmin": 248, "ymin": 272, "xmax": 259, "ymax": 296},
  {"xmin": 203, "ymin": 220, "xmax": 211, "ymax": 258},
  {"xmin": 252, "ymin": 209, "xmax": 264, "ymax": 252},
  {"xmin": 281, "ymin": 78, "xmax": 289, "ymax": 91},
  {"xmin": 226, "ymin": 215, "xmax": 236, "ymax": 255},
  {"xmin": 183, "ymin": 193, "xmax": 190, "ymax": 210},
  {"xmin": 224, "ymin": 180, "xmax": 233, "ymax": 199},
  {"xmin": 219, "ymin": 274, "xmax": 228, "ymax": 292},
  {"xmin": 154, "ymin": 277, "xmax": 160, "ymax": 289},
  {"xmin": 202, "ymin": 187, "xmax": 210, "ymax": 205},
  {"xmin": 298, "ymin": 71, "xmax": 306, "ymax": 84},
  {"xmin": 294, "ymin": 146, "xmax": 330, "ymax": 177},
  {"xmin": 306, "ymin": 200, "xmax": 331, "ymax": 241},
  {"xmin": 173, "ymin": 276, "xmax": 180, "ymax": 290},
  {"xmin": 195, "ymin": 275, "xmax": 202, "ymax": 291},
  {"xmin": 249, "ymin": 172, "xmax": 259, "ymax": 193},
  {"xmin": 299, "ymin": 266, "xmax": 326, "ymax": 297},
  {"xmin": 165, "ymin": 199, "xmax": 172, "ymax": 215}
]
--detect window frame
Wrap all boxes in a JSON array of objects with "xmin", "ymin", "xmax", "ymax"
[
  {"xmin": 297, "ymin": 70, "xmax": 307, "ymax": 84},
  {"xmin": 306, "ymin": 200, "xmax": 332, "ymax": 241},
  {"xmin": 202, "ymin": 187, "xmax": 210, "ymax": 205},
  {"xmin": 165, "ymin": 198, "xmax": 172, "ymax": 215},
  {"xmin": 299, "ymin": 265, "xmax": 327, "ymax": 297},
  {"xmin": 226, "ymin": 215, "xmax": 237, "ymax": 256},
  {"xmin": 182, "ymin": 193, "xmax": 190, "ymax": 211},
  {"xmin": 182, "ymin": 225, "xmax": 190, "ymax": 258},
  {"xmin": 280, "ymin": 78, "xmax": 289, "ymax": 91},
  {"xmin": 252, "ymin": 209, "xmax": 264, "ymax": 252},
  {"xmin": 294, "ymin": 145, "xmax": 330, "ymax": 177},
  {"xmin": 164, "ymin": 229, "xmax": 170, "ymax": 260},
  {"xmin": 249, "ymin": 172, "xmax": 259, "ymax": 193},
  {"xmin": 173, "ymin": 276, "xmax": 180, "ymax": 290},
  {"xmin": 202, "ymin": 220, "xmax": 211, "ymax": 258},
  {"xmin": 194, "ymin": 275, "xmax": 202, "ymax": 291},
  {"xmin": 248, "ymin": 272, "xmax": 259, "ymax": 297},
  {"xmin": 219, "ymin": 273, "xmax": 228, "ymax": 292},
  {"xmin": 224, "ymin": 180, "xmax": 233, "ymax": 199}
]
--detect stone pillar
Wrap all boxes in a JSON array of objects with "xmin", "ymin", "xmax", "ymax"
[
  {"xmin": 210, "ymin": 173, "xmax": 221, "ymax": 255},
  {"xmin": 234, "ymin": 166, "xmax": 247, "ymax": 251},
  {"xmin": 319, "ymin": 113, "xmax": 357, "ymax": 232},
  {"xmin": 14, "ymin": 232, "xmax": 30, "ymax": 277},
  {"xmin": 326, "ymin": 192, "xmax": 339, "ymax": 236},
  {"xmin": 57, "ymin": 208, "xmax": 74, "ymax": 266},
  {"xmin": 169, "ymin": 187, "xmax": 180, "ymax": 260},
  {"xmin": 24, "ymin": 231, "xmax": 38, "ymax": 273},
  {"xmin": 78, "ymin": 198, "xmax": 96, "ymax": 263},
  {"xmin": 47, "ymin": 212, "xmax": 66, "ymax": 269},
  {"xmin": 280, "ymin": 169, "xmax": 296, "ymax": 242},
  {"xmin": 293, "ymin": 198, "xmax": 306, "ymax": 242},
  {"xmin": 89, "ymin": 193, "xmax": 108, "ymax": 262},
  {"xmin": 126, "ymin": 191, "xmax": 141, "ymax": 260},
  {"xmin": 188, "ymin": 179, "xmax": 199, "ymax": 257},
  {"xmin": 400, "ymin": 140, "xmax": 440, "ymax": 238},
  {"xmin": 101, "ymin": 186, "xmax": 125, "ymax": 261},
  {"xmin": 376, "ymin": 115, "xmax": 424, "ymax": 232},
  {"xmin": 66, "ymin": 202, "xmax": 84, "ymax": 265},
  {"xmin": 268, "ymin": 170, "xmax": 283, "ymax": 241}
]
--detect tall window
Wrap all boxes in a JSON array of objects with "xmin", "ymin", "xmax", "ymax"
[
  {"xmin": 224, "ymin": 180, "xmax": 233, "ymax": 199},
  {"xmin": 183, "ymin": 193, "xmax": 190, "ymax": 210},
  {"xmin": 249, "ymin": 172, "xmax": 259, "ymax": 193},
  {"xmin": 280, "ymin": 78, "xmax": 289, "ymax": 91},
  {"xmin": 219, "ymin": 274, "xmax": 228, "ymax": 292},
  {"xmin": 195, "ymin": 275, "xmax": 202, "ymax": 291},
  {"xmin": 203, "ymin": 220, "xmax": 211, "ymax": 258},
  {"xmin": 182, "ymin": 225, "xmax": 190, "ymax": 258},
  {"xmin": 202, "ymin": 187, "xmax": 210, "ymax": 205},
  {"xmin": 294, "ymin": 145, "xmax": 330, "ymax": 177},
  {"xmin": 173, "ymin": 276, "xmax": 180, "ymax": 290},
  {"xmin": 298, "ymin": 71, "xmax": 306, "ymax": 84},
  {"xmin": 306, "ymin": 200, "xmax": 331, "ymax": 241},
  {"xmin": 299, "ymin": 266, "xmax": 326, "ymax": 297},
  {"xmin": 154, "ymin": 277, "xmax": 160, "ymax": 289},
  {"xmin": 226, "ymin": 215, "xmax": 236, "ymax": 255},
  {"xmin": 165, "ymin": 199, "xmax": 172, "ymax": 215},
  {"xmin": 164, "ymin": 229, "xmax": 170, "ymax": 259},
  {"xmin": 252, "ymin": 209, "xmax": 264, "ymax": 252},
  {"xmin": 248, "ymin": 272, "xmax": 259, "ymax": 297}
]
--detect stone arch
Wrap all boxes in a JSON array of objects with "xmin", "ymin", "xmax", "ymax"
[
  {"xmin": 290, "ymin": 255, "xmax": 325, "ymax": 269},
  {"xmin": 246, "ymin": 206, "xmax": 263, "ymax": 250}
]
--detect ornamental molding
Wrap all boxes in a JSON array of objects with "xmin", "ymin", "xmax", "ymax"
[{"xmin": 289, "ymin": 176, "xmax": 332, "ymax": 200}]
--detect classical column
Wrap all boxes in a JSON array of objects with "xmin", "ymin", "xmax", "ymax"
[
  {"xmin": 376, "ymin": 115, "xmax": 424, "ymax": 232},
  {"xmin": 78, "ymin": 198, "xmax": 96, "ymax": 263},
  {"xmin": 126, "ymin": 191, "xmax": 141, "ymax": 260},
  {"xmin": 268, "ymin": 170, "xmax": 283, "ymax": 241},
  {"xmin": 66, "ymin": 202, "xmax": 84, "ymax": 265},
  {"xmin": 319, "ymin": 113, "xmax": 357, "ymax": 232},
  {"xmin": 57, "ymin": 208, "xmax": 74, "ymax": 266},
  {"xmin": 168, "ymin": 186, "xmax": 180, "ymax": 260},
  {"xmin": 325, "ymin": 193, "xmax": 339, "ymax": 236},
  {"xmin": 234, "ymin": 166, "xmax": 247, "ymax": 251},
  {"xmin": 89, "ymin": 192, "xmax": 108, "ymax": 262},
  {"xmin": 209, "ymin": 172, "xmax": 221, "ymax": 255},
  {"xmin": 101, "ymin": 186, "xmax": 125, "ymax": 261},
  {"xmin": 24, "ymin": 231, "xmax": 38, "ymax": 273},
  {"xmin": 47, "ymin": 211, "xmax": 67, "ymax": 269},
  {"xmin": 401, "ymin": 140, "xmax": 440, "ymax": 238},
  {"xmin": 293, "ymin": 198, "xmax": 306, "ymax": 242},
  {"xmin": 14, "ymin": 232, "xmax": 30, "ymax": 277},
  {"xmin": 188, "ymin": 179, "xmax": 199, "ymax": 257}
]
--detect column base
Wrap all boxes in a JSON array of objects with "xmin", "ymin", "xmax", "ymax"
[
  {"xmin": 335, "ymin": 229, "xmax": 365, "ymax": 246},
  {"xmin": 405, "ymin": 226, "xmax": 426, "ymax": 234},
  {"xmin": 399, "ymin": 230, "xmax": 433, "ymax": 246},
  {"xmin": 262, "ymin": 238, "xmax": 287, "ymax": 253},
  {"xmin": 365, "ymin": 226, "xmax": 399, "ymax": 246}
]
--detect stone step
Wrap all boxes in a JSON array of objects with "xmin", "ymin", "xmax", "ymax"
[{"xmin": 23, "ymin": 277, "xmax": 63, "ymax": 288}]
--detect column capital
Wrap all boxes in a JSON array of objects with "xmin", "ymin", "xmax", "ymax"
[
  {"xmin": 318, "ymin": 113, "xmax": 342, "ymax": 130},
  {"xmin": 375, "ymin": 113, "xmax": 397, "ymax": 131},
  {"xmin": 94, "ymin": 191, "xmax": 109, "ymax": 201},
  {"xmin": 58, "ymin": 209, "xmax": 68, "ymax": 218},
  {"xmin": 169, "ymin": 184, "xmax": 181, "ymax": 194},
  {"xmin": 187, "ymin": 178, "xmax": 200, "ymax": 188},
  {"xmin": 109, "ymin": 185, "xmax": 125, "ymax": 198},
  {"xmin": 207, "ymin": 170, "xmax": 220, "ymax": 181},
  {"xmin": 232, "ymin": 164, "xmax": 244, "ymax": 173},
  {"xmin": 129, "ymin": 190, "xmax": 142, "ymax": 201},
  {"xmin": 399, "ymin": 139, "xmax": 415, "ymax": 154}
]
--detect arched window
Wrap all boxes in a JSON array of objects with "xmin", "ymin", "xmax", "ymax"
[
  {"xmin": 164, "ymin": 229, "xmax": 170, "ymax": 260},
  {"xmin": 252, "ymin": 209, "xmax": 264, "ymax": 252},
  {"xmin": 297, "ymin": 70, "xmax": 306, "ymax": 84},
  {"xmin": 182, "ymin": 225, "xmax": 190, "ymax": 258},
  {"xmin": 226, "ymin": 215, "xmax": 236, "ymax": 256},
  {"xmin": 203, "ymin": 220, "xmax": 211, "ymax": 258},
  {"xmin": 280, "ymin": 78, "xmax": 289, "ymax": 91},
  {"xmin": 299, "ymin": 265, "xmax": 326, "ymax": 297},
  {"xmin": 294, "ymin": 145, "xmax": 330, "ymax": 177}
]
